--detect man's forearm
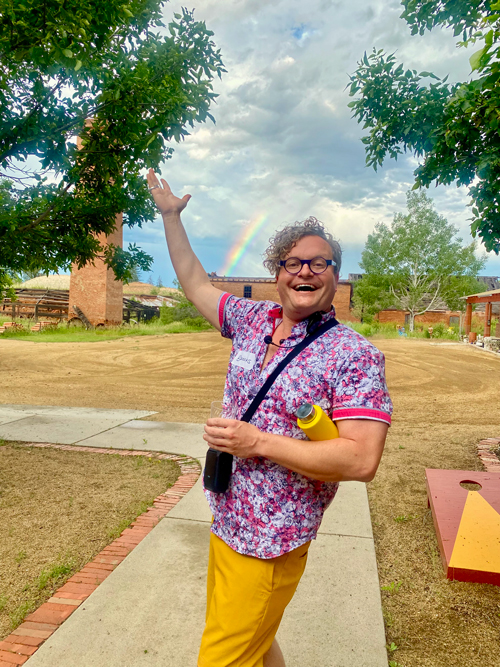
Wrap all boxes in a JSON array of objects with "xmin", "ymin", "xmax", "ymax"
[
  {"xmin": 257, "ymin": 431, "xmax": 385, "ymax": 483},
  {"xmin": 162, "ymin": 211, "xmax": 211, "ymax": 302}
]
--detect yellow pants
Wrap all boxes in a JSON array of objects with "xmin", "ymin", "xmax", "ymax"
[{"xmin": 198, "ymin": 533, "xmax": 310, "ymax": 667}]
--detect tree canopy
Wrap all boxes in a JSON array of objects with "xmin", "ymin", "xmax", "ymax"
[
  {"xmin": 357, "ymin": 189, "xmax": 486, "ymax": 330},
  {"xmin": 348, "ymin": 0, "xmax": 500, "ymax": 254},
  {"xmin": 0, "ymin": 0, "xmax": 225, "ymax": 297}
]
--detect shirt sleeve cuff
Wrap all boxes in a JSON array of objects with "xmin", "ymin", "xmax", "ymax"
[
  {"xmin": 331, "ymin": 407, "xmax": 392, "ymax": 425},
  {"xmin": 217, "ymin": 292, "xmax": 231, "ymax": 330}
]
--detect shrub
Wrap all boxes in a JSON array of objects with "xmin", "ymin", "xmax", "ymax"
[
  {"xmin": 159, "ymin": 301, "xmax": 210, "ymax": 328},
  {"xmin": 425, "ymin": 323, "xmax": 459, "ymax": 339},
  {"xmin": 183, "ymin": 316, "xmax": 211, "ymax": 329}
]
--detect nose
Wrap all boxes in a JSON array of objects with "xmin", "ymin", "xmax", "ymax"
[{"xmin": 297, "ymin": 261, "xmax": 314, "ymax": 277}]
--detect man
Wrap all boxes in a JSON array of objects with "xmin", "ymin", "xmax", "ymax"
[{"xmin": 147, "ymin": 169, "xmax": 392, "ymax": 667}]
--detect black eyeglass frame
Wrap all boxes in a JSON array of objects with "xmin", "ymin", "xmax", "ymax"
[{"xmin": 279, "ymin": 257, "xmax": 336, "ymax": 275}]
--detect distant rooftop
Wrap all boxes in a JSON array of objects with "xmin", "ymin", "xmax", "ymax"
[{"xmin": 207, "ymin": 273, "xmax": 351, "ymax": 284}]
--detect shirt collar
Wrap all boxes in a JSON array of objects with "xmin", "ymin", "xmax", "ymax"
[{"xmin": 267, "ymin": 304, "xmax": 337, "ymax": 339}]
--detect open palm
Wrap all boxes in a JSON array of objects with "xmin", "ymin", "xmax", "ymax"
[{"xmin": 147, "ymin": 168, "xmax": 191, "ymax": 216}]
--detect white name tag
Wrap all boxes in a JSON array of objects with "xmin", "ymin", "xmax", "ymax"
[{"xmin": 232, "ymin": 350, "xmax": 256, "ymax": 370}]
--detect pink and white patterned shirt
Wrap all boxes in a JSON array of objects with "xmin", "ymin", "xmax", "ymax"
[{"xmin": 206, "ymin": 295, "xmax": 392, "ymax": 559}]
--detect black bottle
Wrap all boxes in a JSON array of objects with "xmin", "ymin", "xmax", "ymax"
[{"xmin": 203, "ymin": 449, "xmax": 233, "ymax": 493}]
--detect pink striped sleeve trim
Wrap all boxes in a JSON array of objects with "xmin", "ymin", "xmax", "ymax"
[
  {"xmin": 218, "ymin": 292, "xmax": 231, "ymax": 329},
  {"xmin": 331, "ymin": 407, "xmax": 392, "ymax": 425}
]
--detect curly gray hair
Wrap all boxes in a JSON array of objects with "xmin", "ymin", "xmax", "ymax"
[{"xmin": 263, "ymin": 217, "xmax": 341, "ymax": 278}]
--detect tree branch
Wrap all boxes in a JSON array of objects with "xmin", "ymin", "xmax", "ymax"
[{"xmin": 16, "ymin": 182, "xmax": 73, "ymax": 234}]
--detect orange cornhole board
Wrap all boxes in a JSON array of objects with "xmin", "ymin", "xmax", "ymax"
[{"xmin": 426, "ymin": 468, "xmax": 500, "ymax": 585}]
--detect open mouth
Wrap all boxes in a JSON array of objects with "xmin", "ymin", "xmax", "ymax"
[{"xmin": 294, "ymin": 284, "xmax": 317, "ymax": 292}]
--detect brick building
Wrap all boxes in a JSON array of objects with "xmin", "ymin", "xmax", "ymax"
[
  {"xmin": 353, "ymin": 275, "xmax": 499, "ymax": 328},
  {"xmin": 207, "ymin": 274, "xmax": 354, "ymax": 322}
]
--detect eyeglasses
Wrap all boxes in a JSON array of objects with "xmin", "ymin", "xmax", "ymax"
[{"xmin": 279, "ymin": 257, "xmax": 335, "ymax": 275}]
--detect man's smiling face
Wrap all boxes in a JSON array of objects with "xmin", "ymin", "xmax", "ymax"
[{"xmin": 276, "ymin": 235, "xmax": 338, "ymax": 322}]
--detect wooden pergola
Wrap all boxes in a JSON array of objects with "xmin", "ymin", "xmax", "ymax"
[{"xmin": 462, "ymin": 288, "xmax": 500, "ymax": 337}]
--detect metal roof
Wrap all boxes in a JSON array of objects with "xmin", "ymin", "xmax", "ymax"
[{"xmin": 460, "ymin": 288, "xmax": 500, "ymax": 299}]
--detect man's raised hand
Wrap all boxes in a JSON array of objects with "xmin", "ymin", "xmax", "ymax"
[{"xmin": 147, "ymin": 168, "xmax": 191, "ymax": 217}]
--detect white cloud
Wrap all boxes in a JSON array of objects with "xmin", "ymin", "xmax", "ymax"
[{"xmin": 135, "ymin": 0, "xmax": 500, "ymax": 284}]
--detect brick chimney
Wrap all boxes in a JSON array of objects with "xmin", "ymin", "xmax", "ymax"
[
  {"xmin": 68, "ymin": 123, "xmax": 123, "ymax": 326},
  {"xmin": 68, "ymin": 217, "xmax": 124, "ymax": 326}
]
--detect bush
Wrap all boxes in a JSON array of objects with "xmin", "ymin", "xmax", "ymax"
[
  {"xmin": 357, "ymin": 323, "xmax": 374, "ymax": 338},
  {"xmin": 345, "ymin": 321, "xmax": 399, "ymax": 338},
  {"xmin": 425, "ymin": 323, "xmax": 459, "ymax": 339},
  {"xmin": 159, "ymin": 302, "xmax": 209, "ymax": 327},
  {"xmin": 159, "ymin": 304, "xmax": 175, "ymax": 324},
  {"xmin": 183, "ymin": 316, "xmax": 211, "ymax": 329}
]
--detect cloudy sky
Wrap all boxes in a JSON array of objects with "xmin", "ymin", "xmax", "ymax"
[{"xmin": 126, "ymin": 0, "xmax": 500, "ymax": 286}]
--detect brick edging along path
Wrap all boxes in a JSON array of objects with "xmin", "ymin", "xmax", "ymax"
[
  {"xmin": 2, "ymin": 438, "xmax": 498, "ymax": 665},
  {"xmin": 0, "ymin": 443, "xmax": 201, "ymax": 666},
  {"xmin": 477, "ymin": 437, "xmax": 500, "ymax": 472}
]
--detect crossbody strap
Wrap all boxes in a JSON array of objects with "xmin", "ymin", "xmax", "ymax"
[{"xmin": 240, "ymin": 317, "xmax": 339, "ymax": 424}]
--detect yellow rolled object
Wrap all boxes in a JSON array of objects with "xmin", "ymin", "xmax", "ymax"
[{"xmin": 296, "ymin": 403, "xmax": 339, "ymax": 440}]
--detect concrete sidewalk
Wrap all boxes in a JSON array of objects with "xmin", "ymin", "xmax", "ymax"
[{"xmin": 0, "ymin": 405, "xmax": 388, "ymax": 667}]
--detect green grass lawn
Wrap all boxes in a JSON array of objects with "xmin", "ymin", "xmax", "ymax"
[
  {"xmin": 0, "ymin": 315, "xmax": 474, "ymax": 343},
  {"xmin": 0, "ymin": 318, "xmax": 214, "ymax": 342},
  {"xmin": 345, "ymin": 320, "xmax": 461, "ymax": 340}
]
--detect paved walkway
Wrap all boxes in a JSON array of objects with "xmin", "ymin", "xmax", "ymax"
[{"xmin": 0, "ymin": 405, "xmax": 388, "ymax": 667}]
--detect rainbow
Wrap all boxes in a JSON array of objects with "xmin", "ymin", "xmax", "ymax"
[{"xmin": 219, "ymin": 213, "xmax": 270, "ymax": 276}]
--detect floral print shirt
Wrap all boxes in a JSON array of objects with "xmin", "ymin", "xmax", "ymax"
[{"xmin": 206, "ymin": 295, "xmax": 392, "ymax": 559}]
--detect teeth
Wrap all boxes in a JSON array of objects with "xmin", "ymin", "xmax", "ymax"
[{"xmin": 295, "ymin": 284, "xmax": 315, "ymax": 291}]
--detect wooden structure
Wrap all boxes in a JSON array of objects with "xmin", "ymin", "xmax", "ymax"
[
  {"xmin": 1, "ymin": 289, "xmax": 165, "ymax": 326},
  {"xmin": 426, "ymin": 468, "xmax": 500, "ymax": 585},
  {"xmin": 462, "ymin": 288, "xmax": 500, "ymax": 337},
  {"xmin": 123, "ymin": 297, "xmax": 160, "ymax": 323},
  {"xmin": 1, "ymin": 289, "xmax": 69, "ymax": 321}
]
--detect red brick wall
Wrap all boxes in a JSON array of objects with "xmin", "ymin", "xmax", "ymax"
[
  {"xmin": 415, "ymin": 311, "xmax": 461, "ymax": 325},
  {"xmin": 377, "ymin": 309, "xmax": 462, "ymax": 326},
  {"xmin": 377, "ymin": 310, "xmax": 405, "ymax": 325},
  {"xmin": 334, "ymin": 283, "xmax": 354, "ymax": 322},
  {"xmin": 68, "ymin": 215, "xmax": 124, "ymax": 326},
  {"xmin": 209, "ymin": 279, "xmax": 279, "ymax": 303},
  {"xmin": 208, "ymin": 278, "xmax": 354, "ymax": 322}
]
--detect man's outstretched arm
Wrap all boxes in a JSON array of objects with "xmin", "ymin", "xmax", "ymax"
[{"xmin": 147, "ymin": 169, "xmax": 224, "ymax": 331}]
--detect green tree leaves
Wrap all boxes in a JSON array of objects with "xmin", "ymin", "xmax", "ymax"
[
  {"xmin": 348, "ymin": 0, "xmax": 500, "ymax": 254},
  {"xmin": 358, "ymin": 190, "xmax": 486, "ymax": 331},
  {"xmin": 0, "ymin": 0, "xmax": 225, "ymax": 289}
]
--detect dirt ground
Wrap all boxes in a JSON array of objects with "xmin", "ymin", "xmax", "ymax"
[
  {"xmin": 0, "ymin": 332, "xmax": 230, "ymax": 422},
  {"xmin": 1, "ymin": 333, "xmax": 500, "ymax": 666}
]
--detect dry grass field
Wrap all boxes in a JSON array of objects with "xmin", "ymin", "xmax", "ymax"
[
  {"xmin": 0, "ymin": 332, "xmax": 499, "ymax": 666},
  {"xmin": 0, "ymin": 443, "xmax": 180, "ymax": 640}
]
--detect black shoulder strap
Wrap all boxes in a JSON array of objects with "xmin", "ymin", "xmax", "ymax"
[{"xmin": 240, "ymin": 317, "xmax": 339, "ymax": 423}]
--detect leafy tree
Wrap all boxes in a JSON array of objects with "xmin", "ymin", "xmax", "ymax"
[
  {"xmin": 359, "ymin": 190, "xmax": 486, "ymax": 331},
  {"xmin": 0, "ymin": 0, "xmax": 225, "ymax": 298},
  {"xmin": 348, "ymin": 0, "xmax": 500, "ymax": 253},
  {"xmin": 351, "ymin": 274, "xmax": 393, "ymax": 323},
  {"xmin": 20, "ymin": 269, "xmax": 45, "ymax": 282},
  {"xmin": 124, "ymin": 264, "xmax": 141, "ymax": 284}
]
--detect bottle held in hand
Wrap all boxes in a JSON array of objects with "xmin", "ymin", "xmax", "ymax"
[
  {"xmin": 204, "ymin": 401, "xmax": 235, "ymax": 493},
  {"xmin": 296, "ymin": 403, "xmax": 339, "ymax": 440}
]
